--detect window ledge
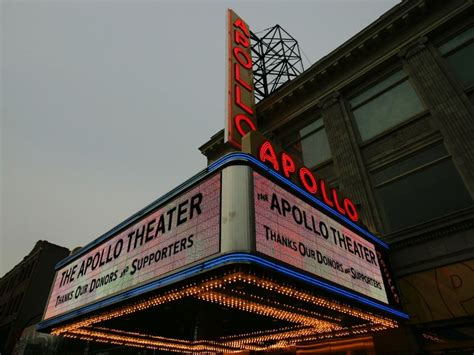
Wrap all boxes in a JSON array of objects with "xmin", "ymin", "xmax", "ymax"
[
  {"xmin": 384, "ymin": 205, "xmax": 474, "ymax": 248},
  {"xmin": 310, "ymin": 158, "xmax": 334, "ymax": 171},
  {"xmin": 358, "ymin": 109, "xmax": 431, "ymax": 148}
]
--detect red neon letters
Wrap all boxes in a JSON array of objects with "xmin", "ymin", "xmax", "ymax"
[
  {"xmin": 258, "ymin": 140, "xmax": 359, "ymax": 223},
  {"xmin": 226, "ymin": 10, "xmax": 257, "ymax": 148},
  {"xmin": 259, "ymin": 141, "xmax": 279, "ymax": 171},
  {"xmin": 235, "ymin": 114, "xmax": 257, "ymax": 137},
  {"xmin": 299, "ymin": 167, "xmax": 318, "ymax": 195},
  {"xmin": 281, "ymin": 153, "xmax": 296, "ymax": 178}
]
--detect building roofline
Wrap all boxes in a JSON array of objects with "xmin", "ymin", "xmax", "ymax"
[
  {"xmin": 256, "ymin": 0, "xmax": 423, "ymax": 110},
  {"xmin": 199, "ymin": 0, "xmax": 421, "ymax": 156},
  {"xmin": 0, "ymin": 241, "xmax": 69, "ymax": 280},
  {"xmin": 200, "ymin": 0, "xmax": 472, "ymax": 158}
]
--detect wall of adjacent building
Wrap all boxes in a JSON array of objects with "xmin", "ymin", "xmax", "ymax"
[{"xmin": 0, "ymin": 241, "xmax": 70, "ymax": 355}]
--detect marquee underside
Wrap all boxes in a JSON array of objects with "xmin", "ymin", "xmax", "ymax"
[{"xmin": 47, "ymin": 264, "xmax": 399, "ymax": 353}]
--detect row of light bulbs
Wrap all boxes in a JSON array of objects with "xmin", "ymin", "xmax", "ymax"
[{"xmin": 51, "ymin": 269, "xmax": 399, "ymax": 352}]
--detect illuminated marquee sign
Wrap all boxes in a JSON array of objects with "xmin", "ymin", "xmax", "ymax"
[
  {"xmin": 225, "ymin": 9, "xmax": 257, "ymax": 149},
  {"xmin": 43, "ymin": 174, "xmax": 221, "ymax": 321},
  {"xmin": 254, "ymin": 171, "xmax": 388, "ymax": 303},
  {"xmin": 39, "ymin": 156, "xmax": 405, "ymax": 339}
]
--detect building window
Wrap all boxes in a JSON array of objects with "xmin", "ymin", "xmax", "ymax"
[
  {"xmin": 349, "ymin": 70, "xmax": 424, "ymax": 141},
  {"xmin": 283, "ymin": 118, "xmax": 331, "ymax": 167},
  {"xmin": 372, "ymin": 143, "xmax": 472, "ymax": 233},
  {"xmin": 438, "ymin": 27, "xmax": 474, "ymax": 101}
]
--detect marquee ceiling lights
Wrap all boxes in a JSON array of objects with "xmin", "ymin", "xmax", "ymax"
[{"xmin": 51, "ymin": 269, "xmax": 399, "ymax": 352}]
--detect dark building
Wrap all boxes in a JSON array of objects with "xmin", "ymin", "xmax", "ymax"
[
  {"xmin": 0, "ymin": 241, "xmax": 70, "ymax": 355},
  {"xmin": 200, "ymin": 0, "xmax": 474, "ymax": 353}
]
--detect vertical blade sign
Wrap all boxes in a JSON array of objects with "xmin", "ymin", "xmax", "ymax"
[{"xmin": 225, "ymin": 9, "xmax": 257, "ymax": 149}]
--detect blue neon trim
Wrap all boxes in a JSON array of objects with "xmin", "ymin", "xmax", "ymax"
[
  {"xmin": 56, "ymin": 152, "xmax": 387, "ymax": 270},
  {"xmin": 207, "ymin": 254, "xmax": 408, "ymax": 319},
  {"xmin": 209, "ymin": 153, "xmax": 389, "ymax": 249},
  {"xmin": 55, "ymin": 170, "xmax": 210, "ymax": 269},
  {"xmin": 38, "ymin": 253, "xmax": 408, "ymax": 330}
]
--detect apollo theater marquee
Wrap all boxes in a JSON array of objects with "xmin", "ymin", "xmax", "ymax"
[{"xmin": 38, "ymin": 10, "xmax": 408, "ymax": 352}]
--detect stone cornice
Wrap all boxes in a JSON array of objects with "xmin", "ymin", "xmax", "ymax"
[
  {"xmin": 256, "ymin": 0, "xmax": 471, "ymax": 117},
  {"xmin": 320, "ymin": 91, "xmax": 341, "ymax": 110},
  {"xmin": 257, "ymin": 0, "xmax": 429, "ymax": 111},
  {"xmin": 198, "ymin": 130, "xmax": 225, "ymax": 155},
  {"xmin": 398, "ymin": 37, "xmax": 429, "ymax": 59}
]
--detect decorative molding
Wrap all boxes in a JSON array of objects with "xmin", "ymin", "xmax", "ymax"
[
  {"xmin": 320, "ymin": 91, "xmax": 341, "ymax": 110},
  {"xmin": 388, "ymin": 207, "xmax": 474, "ymax": 249},
  {"xmin": 398, "ymin": 37, "xmax": 428, "ymax": 59}
]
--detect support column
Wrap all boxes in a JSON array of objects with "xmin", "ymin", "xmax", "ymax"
[
  {"xmin": 400, "ymin": 38, "xmax": 474, "ymax": 197},
  {"xmin": 321, "ymin": 93, "xmax": 380, "ymax": 233}
]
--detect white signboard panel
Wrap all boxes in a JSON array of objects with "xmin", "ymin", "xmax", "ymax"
[
  {"xmin": 254, "ymin": 172, "xmax": 388, "ymax": 304},
  {"xmin": 44, "ymin": 174, "xmax": 221, "ymax": 320}
]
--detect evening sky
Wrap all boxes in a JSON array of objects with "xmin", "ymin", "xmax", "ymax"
[{"xmin": 1, "ymin": 0, "xmax": 398, "ymax": 276}]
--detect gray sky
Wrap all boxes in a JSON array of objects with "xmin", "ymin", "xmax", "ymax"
[{"xmin": 1, "ymin": 0, "xmax": 399, "ymax": 277}]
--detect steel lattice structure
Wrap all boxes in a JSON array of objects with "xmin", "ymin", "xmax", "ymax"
[{"xmin": 251, "ymin": 25, "xmax": 304, "ymax": 101}]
